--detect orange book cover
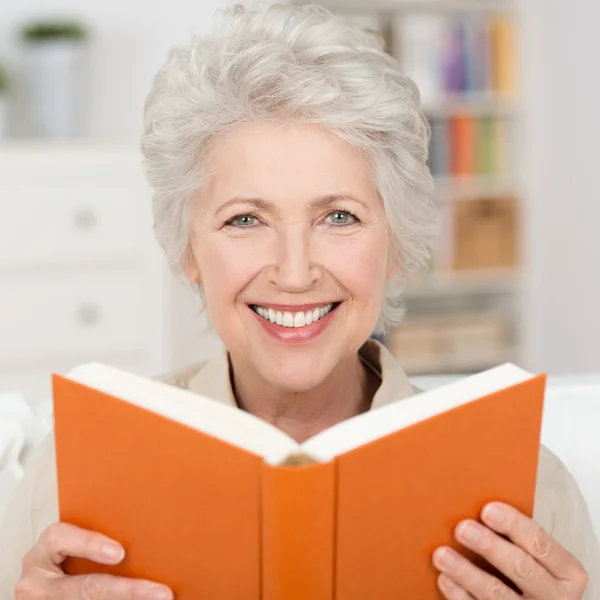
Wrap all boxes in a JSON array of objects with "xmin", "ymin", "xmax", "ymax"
[
  {"xmin": 450, "ymin": 115, "xmax": 476, "ymax": 177},
  {"xmin": 53, "ymin": 362, "xmax": 545, "ymax": 600}
]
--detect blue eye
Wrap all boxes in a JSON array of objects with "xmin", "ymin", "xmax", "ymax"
[
  {"xmin": 325, "ymin": 210, "xmax": 358, "ymax": 226},
  {"xmin": 226, "ymin": 214, "xmax": 258, "ymax": 228}
]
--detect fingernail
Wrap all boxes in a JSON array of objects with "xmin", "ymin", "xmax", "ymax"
[
  {"xmin": 101, "ymin": 543, "xmax": 124, "ymax": 561},
  {"xmin": 143, "ymin": 585, "xmax": 173, "ymax": 600},
  {"xmin": 458, "ymin": 521, "xmax": 482, "ymax": 545},
  {"xmin": 435, "ymin": 547, "xmax": 460, "ymax": 570},
  {"xmin": 484, "ymin": 503, "xmax": 506, "ymax": 525}
]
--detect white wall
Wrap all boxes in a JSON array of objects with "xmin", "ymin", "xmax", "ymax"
[
  {"xmin": 521, "ymin": 0, "xmax": 600, "ymax": 374},
  {"xmin": 0, "ymin": 0, "xmax": 229, "ymax": 139}
]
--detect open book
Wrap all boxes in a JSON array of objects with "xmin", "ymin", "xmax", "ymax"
[{"xmin": 53, "ymin": 362, "xmax": 546, "ymax": 600}]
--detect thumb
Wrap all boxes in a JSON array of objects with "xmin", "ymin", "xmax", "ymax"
[{"xmin": 48, "ymin": 572, "xmax": 174, "ymax": 600}]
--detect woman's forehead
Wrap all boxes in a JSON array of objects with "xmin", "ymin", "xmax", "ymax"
[{"xmin": 204, "ymin": 122, "xmax": 377, "ymax": 205}]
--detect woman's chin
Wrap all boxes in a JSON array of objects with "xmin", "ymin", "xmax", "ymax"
[{"xmin": 255, "ymin": 359, "xmax": 335, "ymax": 393}]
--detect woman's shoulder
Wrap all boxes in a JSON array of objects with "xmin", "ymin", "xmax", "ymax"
[
  {"xmin": 534, "ymin": 444, "xmax": 567, "ymax": 528},
  {"xmin": 535, "ymin": 444, "xmax": 600, "ymax": 578}
]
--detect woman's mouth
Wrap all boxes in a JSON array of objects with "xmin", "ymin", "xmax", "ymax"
[
  {"xmin": 248, "ymin": 302, "xmax": 341, "ymax": 343},
  {"xmin": 250, "ymin": 302, "xmax": 339, "ymax": 328}
]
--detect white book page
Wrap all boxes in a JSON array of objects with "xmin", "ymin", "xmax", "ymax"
[
  {"xmin": 293, "ymin": 363, "xmax": 535, "ymax": 464},
  {"xmin": 66, "ymin": 363, "xmax": 536, "ymax": 467},
  {"xmin": 66, "ymin": 363, "xmax": 300, "ymax": 461}
]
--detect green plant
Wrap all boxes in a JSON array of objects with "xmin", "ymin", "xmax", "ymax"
[
  {"xmin": 21, "ymin": 20, "xmax": 87, "ymax": 43},
  {"xmin": 0, "ymin": 63, "xmax": 7, "ymax": 94}
]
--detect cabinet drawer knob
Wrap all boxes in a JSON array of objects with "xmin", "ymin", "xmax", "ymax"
[
  {"xmin": 76, "ymin": 304, "xmax": 101, "ymax": 327},
  {"xmin": 73, "ymin": 208, "xmax": 97, "ymax": 231}
]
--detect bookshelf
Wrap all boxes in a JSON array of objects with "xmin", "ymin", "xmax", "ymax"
[{"xmin": 298, "ymin": 0, "xmax": 522, "ymax": 374}]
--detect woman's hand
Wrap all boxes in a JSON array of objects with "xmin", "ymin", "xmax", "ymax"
[
  {"xmin": 15, "ymin": 522, "xmax": 173, "ymax": 600},
  {"xmin": 432, "ymin": 501, "xmax": 588, "ymax": 599}
]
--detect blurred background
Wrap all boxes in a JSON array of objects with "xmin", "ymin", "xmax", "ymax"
[{"xmin": 0, "ymin": 0, "xmax": 599, "ymax": 402}]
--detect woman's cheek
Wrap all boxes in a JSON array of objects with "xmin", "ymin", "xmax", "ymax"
[{"xmin": 321, "ymin": 234, "xmax": 389, "ymax": 289}]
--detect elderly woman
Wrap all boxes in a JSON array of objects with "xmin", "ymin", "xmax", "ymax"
[{"xmin": 1, "ymin": 4, "xmax": 599, "ymax": 600}]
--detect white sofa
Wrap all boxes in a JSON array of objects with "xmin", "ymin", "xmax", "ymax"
[
  {"xmin": 539, "ymin": 381, "xmax": 600, "ymax": 535},
  {"xmin": 1, "ymin": 377, "xmax": 599, "ymax": 536}
]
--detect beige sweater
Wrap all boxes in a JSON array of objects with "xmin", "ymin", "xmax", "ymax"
[{"xmin": 1, "ymin": 340, "xmax": 599, "ymax": 598}]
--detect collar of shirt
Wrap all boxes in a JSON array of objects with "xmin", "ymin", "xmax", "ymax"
[{"xmin": 187, "ymin": 338, "xmax": 416, "ymax": 410}]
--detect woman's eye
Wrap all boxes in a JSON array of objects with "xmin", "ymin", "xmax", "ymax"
[
  {"xmin": 227, "ymin": 214, "xmax": 258, "ymax": 228},
  {"xmin": 324, "ymin": 211, "xmax": 357, "ymax": 226}
]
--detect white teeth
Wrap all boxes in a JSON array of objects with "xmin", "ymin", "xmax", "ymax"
[{"xmin": 253, "ymin": 303, "xmax": 336, "ymax": 328}]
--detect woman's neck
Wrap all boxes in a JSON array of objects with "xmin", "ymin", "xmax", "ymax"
[{"xmin": 230, "ymin": 353, "xmax": 381, "ymax": 444}]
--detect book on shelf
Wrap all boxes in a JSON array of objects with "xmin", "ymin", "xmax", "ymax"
[
  {"xmin": 492, "ymin": 117, "xmax": 511, "ymax": 175},
  {"xmin": 395, "ymin": 12, "xmax": 517, "ymax": 104},
  {"xmin": 476, "ymin": 116, "xmax": 495, "ymax": 175},
  {"xmin": 463, "ymin": 14, "xmax": 493, "ymax": 94},
  {"xmin": 429, "ymin": 117, "xmax": 449, "ymax": 176},
  {"xmin": 450, "ymin": 114, "xmax": 476, "ymax": 177},
  {"xmin": 491, "ymin": 15, "xmax": 516, "ymax": 96},
  {"xmin": 53, "ymin": 360, "xmax": 545, "ymax": 599},
  {"xmin": 430, "ymin": 114, "xmax": 511, "ymax": 179}
]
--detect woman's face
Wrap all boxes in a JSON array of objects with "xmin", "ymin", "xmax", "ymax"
[{"xmin": 184, "ymin": 122, "xmax": 392, "ymax": 391}]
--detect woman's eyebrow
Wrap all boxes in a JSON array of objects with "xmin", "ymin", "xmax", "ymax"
[
  {"xmin": 214, "ymin": 193, "xmax": 369, "ymax": 215},
  {"xmin": 214, "ymin": 197, "xmax": 272, "ymax": 215},
  {"xmin": 311, "ymin": 194, "xmax": 369, "ymax": 210}
]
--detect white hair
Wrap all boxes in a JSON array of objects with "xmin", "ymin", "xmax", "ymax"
[{"xmin": 141, "ymin": 3, "xmax": 439, "ymax": 334}]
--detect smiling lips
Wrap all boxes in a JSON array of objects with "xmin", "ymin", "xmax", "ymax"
[
  {"xmin": 251, "ymin": 303, "xmax": 336, "ymax": 328},
  {"xmin": 249, "ymin": 302, "xmax": 340, "ymax": 342}
]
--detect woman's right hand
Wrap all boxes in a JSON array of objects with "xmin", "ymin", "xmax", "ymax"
[{"xmin": 15, "ymin": 522, "xmax": 174, "ymax": 600}]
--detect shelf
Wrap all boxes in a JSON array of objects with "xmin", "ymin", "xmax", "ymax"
[
  {"xmin": 422, "ymin": 94, "xmax": 516, "ymax": 117},
  {"xmin": 405, "ymin": 268, "xmax": 520, "ymax": 297},
  {"xmin": 433, "ymin": 175, "xmax": 519, "ymax": 198},
  {"xmin": 398, "ymin": 346, "xmax": 519, "ymax": 375},
  {"xmin": 320, "ymin": 0, "xmax": 515, "ymax": 14}
]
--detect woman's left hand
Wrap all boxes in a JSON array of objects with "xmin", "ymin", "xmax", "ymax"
[{"xmin": 432, "ymin": 501, "xmax": 589, "ymax": 599}]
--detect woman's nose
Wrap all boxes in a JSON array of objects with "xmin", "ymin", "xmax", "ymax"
[{"xmin": 267, "ymin": 225, "xmax": 322, "ymax": 292}]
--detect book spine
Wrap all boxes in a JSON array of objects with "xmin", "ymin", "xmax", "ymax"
[
  {"xmin": 463, "ymin": 18, "xmax": 477, "ymax": 93},
  {"xmin": 450, "ymin": 114, "xmax": 475, "ymax": 176},
  {"xmin": 479, "ymin": 18, "xmax": 493, "ymax": 93},
  {"xmin": 442, "ymin": 19, "xmax": 467, "ymax": 94},
  {"xmin": 476, "ymin": 116, "xmax": 494, "ymax": 175},
  {"xmin": 491, "ymin": 16, "xmax": 516, "ymax": 96},
  {"xmin": 429, "ymin": 117, "xmax": 449, "ymax": 177},
  {"xmin": 261, "ymin": 459, "xmax": 336, "ymax": 600},
  {"xmin": 493, "ymin": 117, "xmax": 510, "ymax": 175}
]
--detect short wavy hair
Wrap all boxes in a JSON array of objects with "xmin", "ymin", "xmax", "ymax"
[{"xmin": 141, "ymin": 3, "xmax": 438, "ymax": 334}]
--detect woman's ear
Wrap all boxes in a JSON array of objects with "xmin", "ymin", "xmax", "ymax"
[
  {"xmin": 182, "ymin": 252, "xmax": 200, "ymax": 283},
  {"xmin": 386, "ymin": 252, "xmax": 401, "ymax": 280}
]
